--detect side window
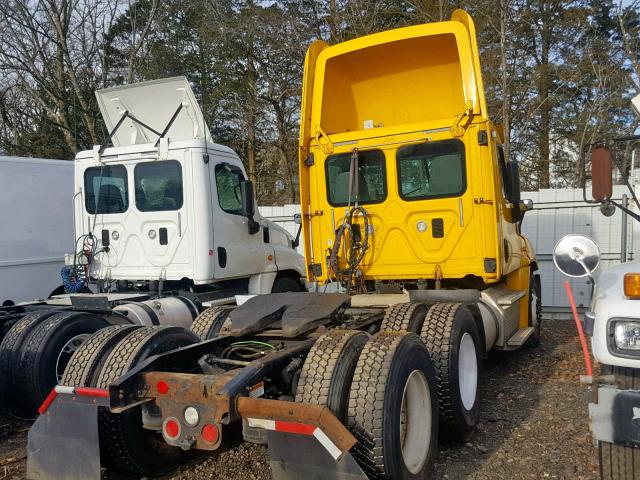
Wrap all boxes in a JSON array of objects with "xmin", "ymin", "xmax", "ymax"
[
  {"xmin": 134, "ymin": 160, "xmax": 183, "ymax": 212},
  {"xmin": 84, "ymin": 165, "xmax": 128, "ymax": 214},
  {"xmin": 396, "ymin": 139, "xmax": 466, "ymax": 200},
  {"xmin": 325, "ymin": 149, "xmax": 387, "ymax": 206},
  {"xmin": 215, "ymin": 163, "xmax": 245, "ymax": 215}
]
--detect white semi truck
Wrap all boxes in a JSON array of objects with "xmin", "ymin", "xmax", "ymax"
[
  {"xmin": 0, "ymin": 77, "xmax": 306, "ymax": 414},
  {"xmin": 553, "ymin": 93, "xmax": 640, "ymax": 479},
  {"xmin": 0, "ymin": 157, "xmax": 73, "ymax": 306}
]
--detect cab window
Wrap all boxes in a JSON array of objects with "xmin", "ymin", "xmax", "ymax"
[
  {"xmin": 325, "ymin": 150, "xmax": 387, "ymax": 206},
  {"xmin": 84, "ymin": 165, "xmax": 128, "ymax": 214},
  {"xmin": 397, "ymin": 139, "xmax": 466, "ymax": 200},
  {"xmin": 215, "ymin": 163, "xmax": 244, "ymax": 215},
  {"xmin": 134, "ymin": 161, "xmax": 183, "ymax": 212}
]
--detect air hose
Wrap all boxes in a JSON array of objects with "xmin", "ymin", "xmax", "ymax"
[
  {"xmin": 329, "ymin": 149, "xmax": 370, "ymax": 292},
  {"xmin": 60, "ymin": 265, "xmax": 85, "ymax": 293},
  {"xmin": 61, "ymin": 233, "xmax": 97, "ymax": 293}
]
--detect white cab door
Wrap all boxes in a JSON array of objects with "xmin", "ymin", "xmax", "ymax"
[{"xmin": 209, "ymin": 159, "xmax": 266, "ymax": 279}]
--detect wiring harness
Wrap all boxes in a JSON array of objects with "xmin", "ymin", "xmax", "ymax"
[
  {"xmin": 328, "ymin": 149, "xmax": 370, "ymax": 293},
  {"xmin": 60, "ymin": 233, "xmax": 97, "ymax": 293},
  {"xmin": 221, "ymin": 340, "xmax": 276, "ymax": 360}
]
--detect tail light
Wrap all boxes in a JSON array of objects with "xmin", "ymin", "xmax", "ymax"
[
  {"xmin": 201, "ymin": 424, "xmax": 219, "ymax": 444},
  {"xmin": 163, "ymin": 417, "xmax": 181, "ymax": 440},
  {"xmin": 156, "ymin": 380, "xmax": 170, "ymax": 394}
]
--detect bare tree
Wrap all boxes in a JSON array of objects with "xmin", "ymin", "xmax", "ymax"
[{"xmin": 0, "ymin": 0, "xmax": 123, "ymax": 154}]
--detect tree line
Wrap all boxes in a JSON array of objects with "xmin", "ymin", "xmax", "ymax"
[{"xmin": 0, "ymin": 0, "xmax": 638, "ymax": 203}]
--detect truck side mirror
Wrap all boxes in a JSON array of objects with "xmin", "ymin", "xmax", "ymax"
[
  {"xmin": 591, "ymin": 147, "xmax": 613, "ymax": 202},
  {"xmin": 505, "ymin": 160, "xmax": 523, "ymax": 222},
  {"xmin": 506, "ymin": 160, "xmax": 521, "ymax": 204},
  {"xmin": 553, "ymin": 234, "xmax": 600, "ymax": 280},
  {"xmin": 240, "ymin": 180, "xmax": 255, "ymax": 217},
  {"xmin": 240, "ymin": 180, "xmax": 260, "ymax": 234}
]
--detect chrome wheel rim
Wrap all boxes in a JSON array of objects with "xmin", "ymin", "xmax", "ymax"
[{"xmin": 56, "ymin": 333, "xmax": 91, "ymax": 382}]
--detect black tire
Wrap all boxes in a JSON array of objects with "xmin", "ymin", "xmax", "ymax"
[
  {"xmin": 271, "ymin": 275, "xmax": 303, "ymax": 293},
  {"xmin": 61, "ymin": 324, "xmax": 141, "ymax": 387},
  {"xmin": 0, "ymin": 310, "xmax": 59, "ymax": 408},
  {"xmin": 14, "ymin": 311, "xmax": 110, "ymax": 413},
  {"xmin": 380, "ymin": 302, "xmax": 428, "ymax": 333},
  {"xmin": 420, "ymin": 302, "xmax": 481, "ymax": 442},
  {"xmin": 96, "ymin": 326, "xmax": 200, "ymax": 477},
  {"xmin": 190, "ymin": 306, "xmax": 232, "ymax": 340},
  {"xmin": 296, "ymin": 329, "xmax": 369, "ymax": 422},
  {"xmin": 599, "ymin": 366, "xmax": 640, "ymax": 479},
  {"xmin": 525, "ymin": 273, "xmax": 542, "ymax": 348},
  {"xmin": 347, "ymin": 331, "xmax": 438, "ymax": 479}
]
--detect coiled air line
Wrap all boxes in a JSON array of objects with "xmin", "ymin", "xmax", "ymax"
[{"xmin": 329, "ymin": 148, "xmax": 370, "ymax": 293}]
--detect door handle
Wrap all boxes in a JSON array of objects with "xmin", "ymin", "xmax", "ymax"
[{"xmin": 159, "ymin": 228, "xmax": 168, "ymax": 245}]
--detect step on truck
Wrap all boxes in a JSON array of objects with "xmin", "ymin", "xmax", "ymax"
[
  {"xmin": 27, "ymin": 10, "xmax": 540, "ymax": 480},
  {"xmin": 0, "ymin": 77, "xmax": 305, "ymax": 416},
  {"xmin": 553, "ymin": 92, "xmax": 640, "ymax": 480}
]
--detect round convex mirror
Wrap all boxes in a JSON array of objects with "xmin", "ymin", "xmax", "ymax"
[{"xmin": 553, "ymin": 234, "xmax": 601, "ymax": 278}]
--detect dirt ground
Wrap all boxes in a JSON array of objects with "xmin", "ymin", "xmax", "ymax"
[{"xmin": 0, "ymin": 319, "xmax": 599, "ymax": 480}]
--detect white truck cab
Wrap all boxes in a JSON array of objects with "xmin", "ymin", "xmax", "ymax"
[
  {"xmin": 0, "ymin": 77, "xmax": 306, "ymax": 417},
  {"xmin": 591, "ymin": 260, "xmax": 640, "ymax": 368},
  {"xmin": 553, "ymin": 93, "xmax": 640, "ymax": 479},
  {"xmin": 73, "ymin": 77, "xmax": 305, "ymax": 294}
]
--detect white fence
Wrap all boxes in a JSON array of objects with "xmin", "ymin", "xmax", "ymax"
[
  {"xmin": 520, "ymin": 186, "xmax": 638, "ymax": 312},
  {"xmin": 260, "ymin": 186, "xmax": 640, "ymax": 311}
]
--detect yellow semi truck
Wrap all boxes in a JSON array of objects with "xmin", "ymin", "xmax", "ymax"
[
  {"xmin": 27, "ymin": 10, "xmax": 540, "ymax": 480},
  {"xmin": 299, "ymin": 10, "xmax": 535, "ymax": 289},
  {"xmin": 296, "ymin": 5, "xmax": 540, "ymax": 442}
]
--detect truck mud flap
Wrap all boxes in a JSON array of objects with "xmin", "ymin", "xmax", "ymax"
[
  {"xmin": 27, "ymin": 386, "xmax": 108, "ymax": 480},
  {"xmin": 236, "ymin": 397, "xmax": 366, "ymax": 479},
  {"xmin": 245, "ymin": 418, "xmax": 367, "ymax": 480},
  {"xmin": 266, "ymin": 430, "xmax": 367, "ymax": 480}
]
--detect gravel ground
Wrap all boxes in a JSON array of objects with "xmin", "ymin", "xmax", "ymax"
[{"xmin": 0, "ymin": 319, "xmax": 599, "ymax": 480}]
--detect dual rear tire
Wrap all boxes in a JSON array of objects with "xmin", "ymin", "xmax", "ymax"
[
  {"xmin": 420, "ymin": 303, "xmax": 481, "ymax": 442},
  {"xmin": 61, "ymin": 325, "xmax": 200, "ymax": 477},
  {"xmin": 349, "ymin": 332, "xmax": 439, "ymax": 479},
  {"xmin": 381, "ymin": 301, "xmax": 482, "ymax": 442},
  {"xmin": 297, "ymin": 329, "xmax": 439, "ymax": 479},
  {"xmin": 190, "ymin": 306, "xmax": 232, "ymax": 340},
  {"xmin": 0, "ymin": 310, "xmax": 110, "ymax": 413}
]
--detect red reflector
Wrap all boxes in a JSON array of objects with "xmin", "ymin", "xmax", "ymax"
[
  {"xmin": 274, "ymin": 421, "xmax": 316, "ymax": 436},
  {"xmin": 164, "ymin": 419, "xmax": 180, "ymax": 439},
  {"xmin": 201, "ymin": 423, "xmax": 219, "ymax": 444},
  {"xmin": 38, "ymin": 388, "xmax": 58, "ymax": 415},
  {"xmin": 76, "ymin": 387, "xmax": 109, "ymax": 398},
  {"xmin": 157, "ymin": 380, "xmax": 170, "ymax": 395}
]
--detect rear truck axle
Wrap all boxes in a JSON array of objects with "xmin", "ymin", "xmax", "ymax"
[
  {"xmin": 26, "ymin": 288, "xmax": 539, "ymax": 479},
  {"xmin": 27, "ymin": 380, "xmax": 366, "ymax": 480}
]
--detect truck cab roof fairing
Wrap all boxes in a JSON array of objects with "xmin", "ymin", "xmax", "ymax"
[{"xmin": 95, "ymin": 76, "xmax": 212, "ymax": 148}]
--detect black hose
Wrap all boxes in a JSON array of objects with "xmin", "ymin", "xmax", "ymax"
[{"xmin": 329, "ymin": 148, "xmax": 371, "ymax": 292}]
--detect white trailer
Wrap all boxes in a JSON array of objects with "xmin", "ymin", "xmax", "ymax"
[{"xmin": 0, "ymin": 157, "xmax": 72, "ymax": 305}]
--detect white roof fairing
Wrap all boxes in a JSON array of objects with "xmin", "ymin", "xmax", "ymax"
[{"xmin": 96, "ymin": 76, "xmax": 212, "ymax": 148}]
